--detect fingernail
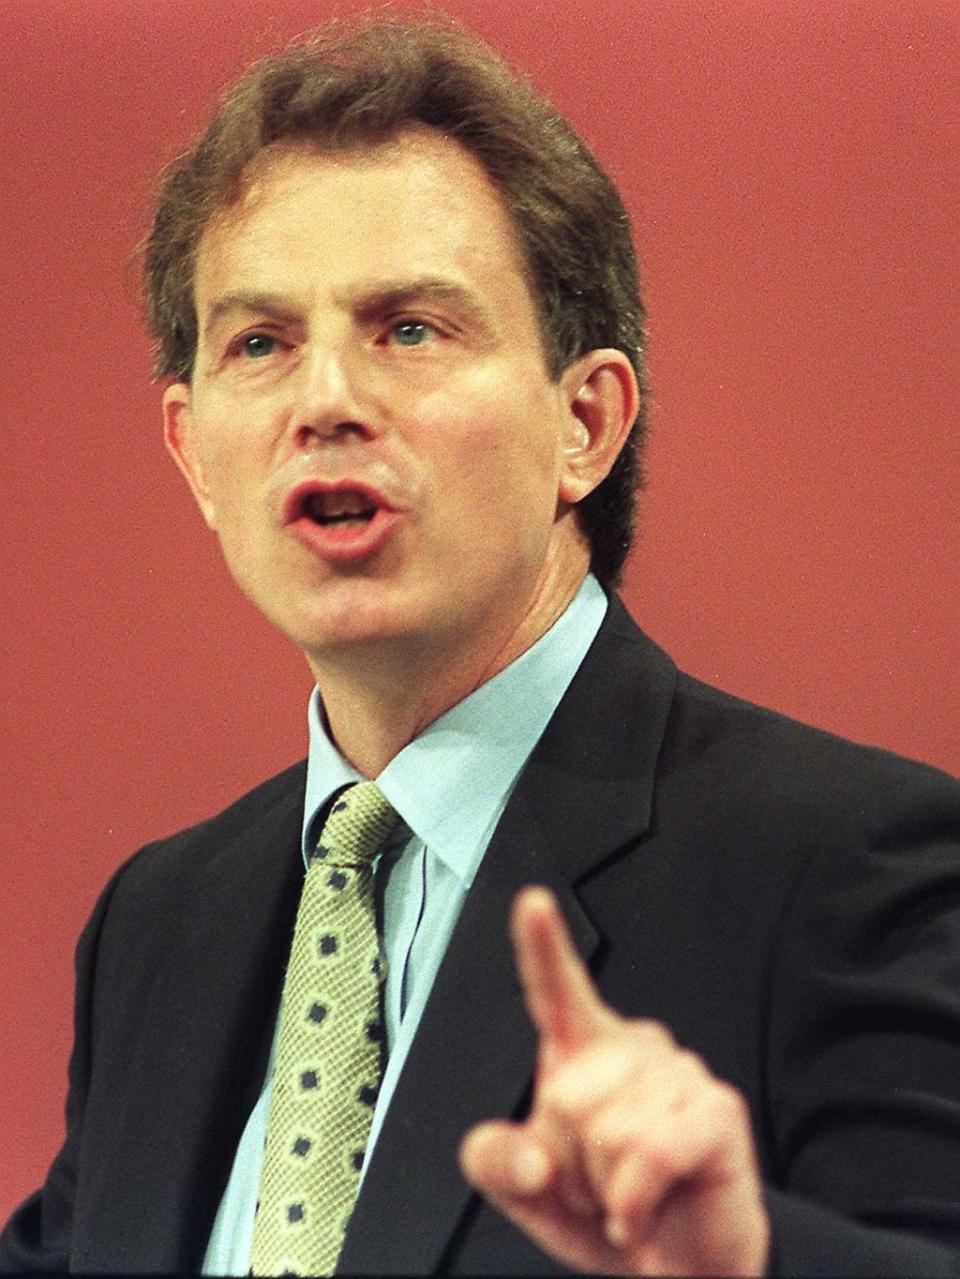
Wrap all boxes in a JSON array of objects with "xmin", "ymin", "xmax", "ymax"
[
  {"xmin": 514, "ymin": 1144, "xmax": 550, "ymax": 1193},
  {"xmin": 606, "ymin": 1216, "xmax": 628, "ymax": 1247}
]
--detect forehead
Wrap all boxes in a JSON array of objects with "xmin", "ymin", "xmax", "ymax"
[{"xmin": 194, "ymin": 130, "xmax": 535, "ymax": 310}]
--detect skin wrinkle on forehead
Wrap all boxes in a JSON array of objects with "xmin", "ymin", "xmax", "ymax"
[
  {"xmin": 193, "ymin": 129, "xmax": 550, "ymax": 372},
  {"xmin": 198, "ymin": 279, "xmax": 502, "ymax": 363},
  {"xmin": 200, "ymin": 130, "xmax": 478, "ymax": 250}
]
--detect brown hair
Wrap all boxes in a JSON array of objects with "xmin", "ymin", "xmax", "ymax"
[{"xmin": 143, "ymin": 14, "xmax": 647, "ymax": 585}]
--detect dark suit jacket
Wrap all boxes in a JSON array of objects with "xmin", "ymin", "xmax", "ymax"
[{"xmin": 4, "ymin": 597, "xmax": 960, "ymax": 1275}]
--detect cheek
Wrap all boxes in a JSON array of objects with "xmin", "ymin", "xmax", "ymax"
[
  {"xmin": 195, "ymin": 423, "xmax": 260, "ymax": 511},
  {"xmin": 199, "ymin": 455, "xmax": 264, "ymax": 563},
  {"xmin": 426, "ymin": 380, "xmax": 561, "ymax": 482},
  {"xmin": 433, "ymin": 431, "xmax": 562, "ymax": 561}
]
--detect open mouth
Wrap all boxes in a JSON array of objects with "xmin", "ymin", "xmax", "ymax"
[
  {"xmin": 299, "ymin": 490, "xmax": 378, "ymax": 528},
  {"xmin": 282, "ymin": 480, "xmax": 400, "ymax": 560}
]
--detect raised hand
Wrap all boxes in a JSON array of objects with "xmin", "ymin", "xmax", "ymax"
[{"xmin": 458, "ymin": 886, "xmax": 769, "ymax": 1276}]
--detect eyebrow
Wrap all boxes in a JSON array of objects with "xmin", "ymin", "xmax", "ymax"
[
  {"xmin": 201, "ymin": 277, "xmax": 496, "ymax": 340},
  {"xmin": 348, "ymin": 278, "xmax": 494, "ymax": 332},
  {"xmin": 202, "ymin": 291, "xmax": 299, "ymax": 335}
]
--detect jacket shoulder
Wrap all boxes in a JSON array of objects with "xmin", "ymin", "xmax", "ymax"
[
  {"xmin": 108, "ymin": 759, "xmax": 307, "ymax": 898},
  {"xmin": 602, "ymin": 591, "xmax": 955, "ymax": 787},
  {"xmin": 670, "ymin": 666, "xmax": 957, "ymax": 811}
]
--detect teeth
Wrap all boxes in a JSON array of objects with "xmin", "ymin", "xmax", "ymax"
[
  {"xmin": 325, "ymin": 494, "xmax": 370, "ymax": 517},
  {"xmin": 304, "ymin": 491, "xmax": 376, "ymax": 524}
]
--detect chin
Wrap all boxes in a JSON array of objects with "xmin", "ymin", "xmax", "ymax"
[{"xmin": 276, "ymin": 589, "xmax": 433, "ymax": 662}]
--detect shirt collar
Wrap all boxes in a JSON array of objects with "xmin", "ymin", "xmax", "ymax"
[{"xmin": 302, "ymin": 574, "xmax": 608, "ymax": 881}]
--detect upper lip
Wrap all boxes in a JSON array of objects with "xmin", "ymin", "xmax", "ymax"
[{"xmin": 282, "ymin": 478, "xmax": 399, "ymax": 525}]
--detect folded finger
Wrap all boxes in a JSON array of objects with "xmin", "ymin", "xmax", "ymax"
[
  {"xmin": 460, "ymin": 1119, "xmax": 621, "ymax": 1274},
  {"xmin": 602, "ymin": 1079, "xmax": 756, "ymax": 1247},
  {"xmin": 459, "ymin": 1120, "xmax": 554, "ymax": 1200}
]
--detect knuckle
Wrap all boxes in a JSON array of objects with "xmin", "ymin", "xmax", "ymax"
[
  {"xmin": 673, "ymin": 1047, "xmax": 707, "ymax": 1080},
  {"xmin": 626, "ymin": 1018, "xmax": 675, "ymax": 1052},
  {"xmin": 537, "ymin": 1073, "xmax": 567, "ymax": 1117},
  {"xmin": 710, "ymin": 1078, "xmax": 750, "ymax": 1127},
  {"xmin": 538, "ymin": 1065, "xmax": 587, "ymax": 1120},
  {"xmin": 644, "ymin": 1014, "xmax": 671, "ymax": 1035},
  {"xmin": 540, "ymin": 1040, "xmax": 636, "ymax": 1116},
  {"xmin": 586, "ymin": 1104, "xmax": 634, "ymax": 1157}
]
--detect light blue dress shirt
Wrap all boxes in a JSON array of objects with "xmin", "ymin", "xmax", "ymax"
[{"xmin": 202, "ymin": 575, "xmax": 607, "ymax": 1275}]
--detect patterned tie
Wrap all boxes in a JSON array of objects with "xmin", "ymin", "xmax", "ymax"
[{"xmin": 250, "ymin": 782, "xmax": 398, "ymax": 1277}]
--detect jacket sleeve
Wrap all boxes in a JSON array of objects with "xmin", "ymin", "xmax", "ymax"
[
  {"xmin": 763, "ymin": 757, "xmax": 960, "ymax": 1275},
  {"xmin": 765, "ymin": 1187, "xmax": 960, "ymax": 1276},
  {"xmin": 0, "ymin": 867, "xmax": 123, "ymax": 1273}
]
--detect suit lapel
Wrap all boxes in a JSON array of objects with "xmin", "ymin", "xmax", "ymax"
[
  {"xmin": 339, "ymin": 599, "xmax": 677, "ymax": 1274},
  {"xmin": 170, "ymin": 776, "xmax": 307, "ymax": 1269},
  {"xmin": 80, "ymin": 765, "xmax": 308, "ymax": 1272}
]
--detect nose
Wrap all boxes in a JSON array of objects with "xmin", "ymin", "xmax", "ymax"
[{"xmin": 290, "ymin": 340, "xmax": 378, "ymax": 445}]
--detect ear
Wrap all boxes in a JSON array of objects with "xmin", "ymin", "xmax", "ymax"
[
  {"xmin": 163, "ymin": 382, "xmax": 218, "ymax": 529},
  {"xmin": 557, "ymin": 349, "xmax": 640, "ymax": 506}
]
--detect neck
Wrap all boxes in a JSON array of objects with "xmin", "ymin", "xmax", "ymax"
[{"xmin": 307, "ymin": 564, "xmax": 588, "ymax": 777}]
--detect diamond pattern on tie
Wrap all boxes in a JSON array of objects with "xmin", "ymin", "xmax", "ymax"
[{"xmin": 250, "ymin": 782, "xmax": 398, "ymax": 1277}]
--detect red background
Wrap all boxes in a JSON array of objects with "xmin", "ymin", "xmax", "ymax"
[{"xmin": 1, "ymin": 0, "xmax": 957, "ymax": 1220}]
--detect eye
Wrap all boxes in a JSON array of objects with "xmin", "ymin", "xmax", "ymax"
[
  {"xmin": 237, "ymin": 332, "xmax": 278, "ymax": 359},
  {"xmin": 390, "ymin": 320, "xmax": 435, "ymax": 347}
]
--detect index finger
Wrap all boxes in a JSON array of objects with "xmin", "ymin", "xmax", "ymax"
[{"xmin": 511, "ymin": 885, "xmax": 617, "ymax": 1055}]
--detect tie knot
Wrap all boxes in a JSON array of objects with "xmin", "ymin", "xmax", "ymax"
[{"xmin": 312, "ymin": 781, "xmax": 398, "ymax": 869}]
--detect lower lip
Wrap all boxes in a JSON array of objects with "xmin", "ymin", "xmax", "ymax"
[{"xmin": 287, "ymin": 508, "xmax": 402, "ymax": 563}]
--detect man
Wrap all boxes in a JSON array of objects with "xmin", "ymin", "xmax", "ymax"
[{"xmin": 3, "ymin": 14, "xmax": 959, "ymax": 1276}]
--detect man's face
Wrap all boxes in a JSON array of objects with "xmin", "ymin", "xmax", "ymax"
[{"xmin": 164, "ymin": 131, "xmax": 628, "ymax": 677}]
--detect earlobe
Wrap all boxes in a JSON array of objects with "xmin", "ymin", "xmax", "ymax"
[
  {"xmin": 163, "ymin": 383, "xmax": 218, "ymax": 529},
  {"xmin": 558, "ymin": 350, "xmax": 639, "ymax": 506}
]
